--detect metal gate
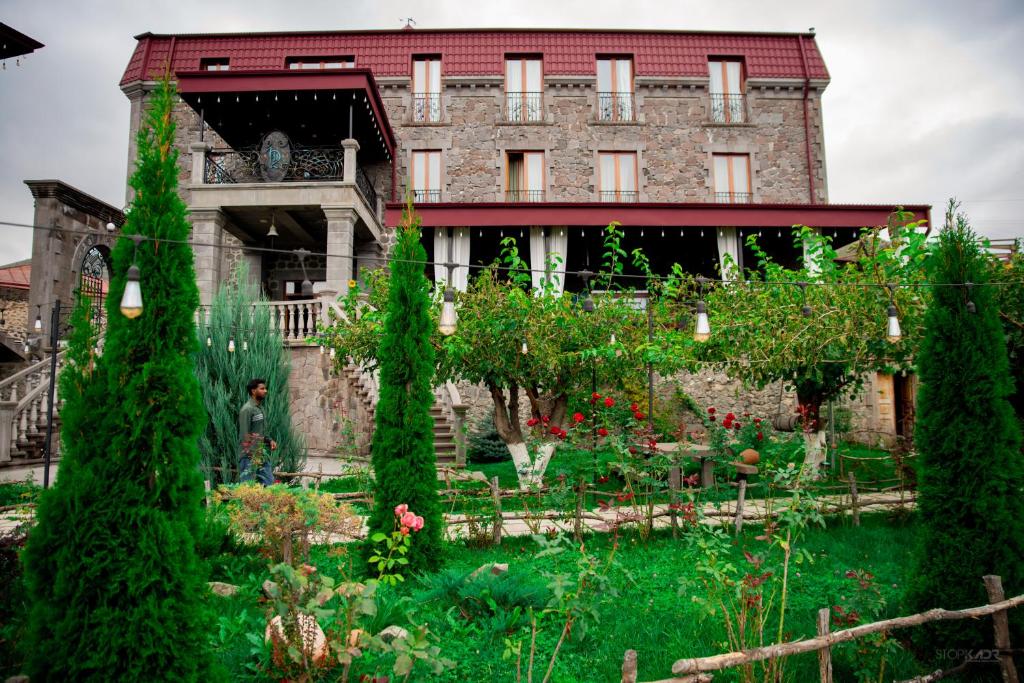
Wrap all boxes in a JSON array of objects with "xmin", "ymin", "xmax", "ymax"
[{"xmin": 79, "ymin": 246, "xmax": 110, "ymax": 330}]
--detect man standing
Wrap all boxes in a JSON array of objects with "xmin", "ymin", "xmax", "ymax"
[{"xmin": 239, "ymin": 378, "xmax": 277, "ymax": 485}]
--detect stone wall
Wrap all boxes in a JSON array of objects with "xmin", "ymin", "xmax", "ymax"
[{"xmin": 0, "ymin": 288, "xmax": 29, "ymax": 343}]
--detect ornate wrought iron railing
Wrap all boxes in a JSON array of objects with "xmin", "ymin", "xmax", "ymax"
[
  {"xmin": 412, "ymin": 93, "xmax": 443, "ymax": 123},
  {"xmin": 714, "ymin": 192, "xmax": 753, "ymax": 204},
  {"xmin": 598, "ymin": 190, "xmax": 639, "ymax": 203},
  {"xmin": 710, "ymin": 93, "xmax": 747, "ymax": 123},
  {"xmin": 356, "ymin": 167, "xmax": 379, "ymax": 215},
  {"xmin": 505, "ymin": 92, "xmax": 544, "ymax": 122},
  {"xmin": 203, "ymin": 146, "xmax": 345, "ymax": 184},
  {"xmin": 597, "ymin": 92, "xmax": 636, "ymax": 122},
  {"xmin": 412, "ymin": 189, "xmax": 442, "ymax": 203},
  {"xmin": 505, "ymin": 189, "xmax": 546, "ymax": 202}
]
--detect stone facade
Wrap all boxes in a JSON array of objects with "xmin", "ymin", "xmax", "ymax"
[{"xmin": 287, "ymin": 347, "xmax": 374, "ymax": 457}]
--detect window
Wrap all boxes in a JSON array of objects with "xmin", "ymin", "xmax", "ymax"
[
  {"xmin": 506, "ymin": 152, "xmax": 545, "ymax": 202},
  {"xmin": 200, "ymin": 57, "xmax": 230, "ymax": 71},
  {"xmin": 411, "ymin": 150, "xmax": 442, "ymax": 202},
  {"xmin": 598, "ymin": 152, "xmax": 638, "ymax": 202},
  {"xmin": 287, "ymin": 56, "xmax": 355, "ymax": 69},
  {"xmin": 709, "ymin": 59, "xmax": 746, "ymax": 123},
  {"xmin": 596, "ymin": 57, "xmax": 634, "ymax": 122},
  {"xmin": 713, "ymin": 154, "xmax": 752, "ymax": 203},
  {"xmin": 412, "ymin": 57, "xmax": 442, "ymax": 122},
  {"xmin": 505, "ymin": 57, "xmax": 543, "ymax": 122}
]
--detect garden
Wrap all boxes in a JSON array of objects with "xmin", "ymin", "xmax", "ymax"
[{"xmin": 2, "ymin": 78, "xmax": 1024, "ymax": 683}]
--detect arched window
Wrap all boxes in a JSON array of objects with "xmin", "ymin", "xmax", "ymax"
[{"xmin": 79, "ymin": 245, "xmax": 111, "ymax": 329}]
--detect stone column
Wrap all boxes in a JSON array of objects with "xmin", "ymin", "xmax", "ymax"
[
  {"xmin": 240, "ymin": 249, "xmax": 262, "ymax": 287},
  {"xmin": 189, "ymin": 141, "xmax": 211, "ymax": 184},
  {"xmin": 323, "ymin": 206, "xmax": 357, "ymax": 296},
  {"xmin": 190, "ymin": 208, "xmax": 226, "ymax": 307},
  {"xmin": 342, "ymin": 139, "xmax": 360, "ymax": 183}
]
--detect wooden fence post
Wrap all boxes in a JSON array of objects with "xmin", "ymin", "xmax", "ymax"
[
  {"xmin": 490, "ymin": 476, "xmax": 503, "ymax": 546},
  {"xmin": 621, "ymin": 649, "xmax": 637, "ymax": 683},
  {"xmin": 817, "ymin": 607, "xmax": 833, "ymax": 683},
  {"xmin": 848, "ymin": 472, "xmax": 860, "ymax": 527},
  {"xmin": 574, "ymin": 478, "xmax": 586, "ymax": 541},
  {"xmin": 669, "ymin": 466, "xmax": 681, "ymax": 539},
  {"xmin": 983, "ymin": 575, "xmax": 1019, "ymax": 683},
  {"xmin": 734, "ymin": 478, "xmax": 747, "ymax": 535}
]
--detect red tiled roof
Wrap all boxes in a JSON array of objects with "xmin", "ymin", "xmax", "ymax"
[
  {"xmin": 0, "ymin": 260, "xmax": 31, "ymax": 290},
  {"xmin": 121, "ymin": 29, "xmax": 829, "ymax": 86}
]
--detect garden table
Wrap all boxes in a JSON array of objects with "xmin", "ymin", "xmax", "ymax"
[{"xmin": 655, "ymin": 442, "xmax": 716, "ymax": 489}]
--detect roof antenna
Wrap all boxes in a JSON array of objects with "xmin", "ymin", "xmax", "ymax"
[{"xmin": 401, "ymin": 17, "xmax": 417, "ymax": 30}]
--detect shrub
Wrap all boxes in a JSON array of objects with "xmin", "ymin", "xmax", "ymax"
[
  {"xmin": 416, "ymin": 566, "xmax": 550, "ymax": 635},
  {"xmin": 468, "ymin": 413, "xmax": 511, "ymax": 464}
]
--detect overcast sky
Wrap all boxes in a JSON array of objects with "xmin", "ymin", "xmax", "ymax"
[{"xmin": 1, "ymin": 0, "xmax": 1021, "ymax": 265}]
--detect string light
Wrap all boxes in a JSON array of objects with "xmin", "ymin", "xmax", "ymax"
[
  {"xmin": 33, "ymin": 305, "xmax": 42, "ymax": 332},
  {"xmin": 439, "ymin": 262, "xmax": 458, "ymax": 335},
  {"xmin": 242, "ymin": 340, "xmax": 249, "ymax": 351},
  {"xmin": 228, "ymin": 337, "xmax": 236, "ymax": 353},
  {"xmin": 206, "ymin": 335, "xmax": 213, "ymax": 347},
  {"xmin": 694, "ymin": 276, "xmax": 711, "ymax": 342},
  {"xmin": 799, "ymin": 281, "xmax": 812, "ymax": 317},
  {"xmin": 965, "ymin": 282, "xmax": 977, "ymax": 314},
  {"xmin": 885, "ymin": 283, "xmax": 901, "ymax": 343},
  {"xmin": 521, "ymin": 340, "xmax": 528, "ymax": 355},
  {"xmin": 119, "ymin": 235, "xmax": 145, "ymax": 319}
]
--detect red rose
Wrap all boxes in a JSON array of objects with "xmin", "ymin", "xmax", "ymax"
[
  {"xmin": 558, "ymin": 430, "xmax": 567, "ymax": 440},
  {"xmin": 630, "ymin": 402, "xmax": 639, "ymax": 412},
  {"xmin": 725, "ymin": 412, "xmax": 736, "ymax": 421},
  {"xmin": 743, "ymin": 412, "xmax": 750, "ymax": 417},
  {"xmin": 573, "ymin": 412, "xmax": 585, "ymax": 423},
  {"xmin": 648, "ymin": 439, "xmax": 658, "ymax": 449},
  {"xmin": 526, "ymin": 417, "xmax": 539, "ymax": 427},
  {"xmin": 709, "ymin": 415, "xmax": 716, "ymax": 422},
  {"xmin": 542, "ymin": 415, "xmax": 550, "ymax": 424},
  {"xmin": 550, "ymin": 425, "xmax": 561, "ymax": 435},
  {"xmin": 597, "ymin": 427, "xmax": 609, "ymax": 437},
  {"xmin": 723, "ymin": 419, "xmax": 732, "ymax": 429},
  {"xmin": 633, "ymin": 411, "xmax": 645, "ymax": 421},
  {"xmin": 754, "ymin": 417, "xmax": 762, "ymax": 425},
  {"xmin": 733, "ymin": 422, "xmax": 741, "ymax": 430},
  {"xmin": 592, "ymin": 392, "xmax": 601, "ymax": 400},
  {"xmin": 597, "ymin": 475, "xmax": 609, "ymax": 484},
  {"xmin": 628, "ymin": 447, "xmax": 638, "ymax": 455},
  {"xmin": 707, "ymin": 407, "xmax": 716, "ymax": 414},
  {"xmin": 757, "ymin": 432, "xmax": 764, "ymax": 441},
  {"xmin": 604, "ymin": 397, "xmax": 615, "ymax": 408}
]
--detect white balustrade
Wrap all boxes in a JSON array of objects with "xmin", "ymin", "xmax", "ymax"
[{"xmin": 254, "ymin": 300, "xmax": 323, "ymax": 344}]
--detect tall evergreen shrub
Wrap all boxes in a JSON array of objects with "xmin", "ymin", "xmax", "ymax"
[
  {"xmin": 21, "ymin": 78, "xmax": 211, "ymax": 681},
  {"xmin": 365, "ymin": 209, "xmax": 443, "ymax": 573},
  {"xmin": 194, "ymin": 263, "xmax": 305, "ymax": 483},
  {"xmin": 906, "ymin": 210, "xmax": 1024, "ymax": 651}
]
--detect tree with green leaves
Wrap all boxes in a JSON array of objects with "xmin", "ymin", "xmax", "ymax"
[
  {"xmin": 993, "ymin": 242, "xmax": 1024, "ymax": 421},
  {"xmin": 194, "ymin": 262, "xmax": 305, "ymax": 484},
  {"xmin": 21, "ymin": 78, "xmax": 212, "ymax": 681},
  {"xmin": 661, "ymin": 213, "xmax": 931, "ymax": 470},
  {"xmin": 364, "ymin": 206, "xmax": 443, "ymax": 573},
  {"xmin": 905, "ymin": 207, "xmax": 1024, "ymax": 651}
]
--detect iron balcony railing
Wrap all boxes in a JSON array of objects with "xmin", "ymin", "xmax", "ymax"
[
  {"xmin": 504, "ymin": 189, "xmax": 546, "ymax": 202},
  {"xmin": 714, "ymin": 192, "xmax": 753, "ymax": 204},
  {"xmin": 355, "ymin": 166, "xmax": 378, "ymax": 215},
  {"xmin": 504, "ymin": 92, "xmax": 544, "ymax": 122},
  {"xmin": 412, "ymin": 93, "xmax": 443, "ymax": 123},
  {"xmin": 598, "ymin": 190, "xmax": 639, "ymax": 203},
  {"xmin": 710, "ymin": 93, "xmax": 747, "ymax": 124},
  {"xmin": 596, "ymin": 92, "xmax": 636, "ymax": 122},
  {"xmin": 204, "ymin": 146, "xmax": 345, "ymax": 184},
  {"xmin": 412, "ymin": 189, "xmax": 442, "ymax": 203}
]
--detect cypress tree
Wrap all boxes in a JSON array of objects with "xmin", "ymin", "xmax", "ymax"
[
  {"xmin": 364, "ymin": 208, "xmax": 443, "ymax": 573},
  {"xmin": 906, "ymin": 209, "xmax": 1024, "ymax": 651},
  {"xmin": 194, "ymin": 262, "xmax": 305, "ymax": 483},
  {"xmin": 21, "ymin": 78, "xmax": 211, "ymax": 680}
]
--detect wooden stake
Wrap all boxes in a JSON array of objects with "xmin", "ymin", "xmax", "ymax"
[
  {"xmin": 490, "ymin": 476, "xmax": 503, "ymax": 546},
  {"xmin": 983, "ymin": 575, "xmax": 1019, "ymax": 683},
  {"xmin": 621, "ymin": 649, "xmax": 638, "ymax": 683},
  {"xmin": 734, "ymin": 478, "xmax": 747, "ymax": 535},
  {"xmin": 669, "ymin": 466, "xmax": 681, "ymax": 539},
  {"xmin": 574, "ymin": 478, "xmax": 585, "ymax": 541},
  {"xmin": 817, "ymin": 608, "xmax": 833, "ymax": 683},
  {"xmin": 848, "ymin": 472, "xmax": 860, "ymax": 526}
]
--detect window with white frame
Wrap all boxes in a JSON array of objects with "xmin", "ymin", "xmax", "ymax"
[
  {"xmin": 411, "ymin": 150, "xmax": 442, "ymax": 202},
  {"xmin": 412, "ymin": 57, "xmax": 442, "ymax": 122},
  {"xmin": 598, "ymin": 152, "xmax": 638, "ymax": 202},
  {"xmin": 505, "ymin": 57, "xmax": 543, "ymax": 122},
  {"xmin": 712, "ymin": 154, "xmax": 752, "ymax": 203},
  {"xmin": 708, "ymin": 59, "xmax": 746, "ymax": 123},
  {"xmin": 596, "ymin": 57, "xmax": 634, "ymax": 122},
  {"xmin": 506, "ymin": 151, "xmax": 545, "ymax": 202}
]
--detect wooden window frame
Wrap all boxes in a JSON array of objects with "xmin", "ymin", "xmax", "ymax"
[{"xmin": 598, "ymin": 151, "xmax": 639, "ymax": 201}]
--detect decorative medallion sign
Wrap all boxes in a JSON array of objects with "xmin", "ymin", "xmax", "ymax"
[{"xmin": 259, "ymin": 131, "xmax": 292, "ymax": 182}]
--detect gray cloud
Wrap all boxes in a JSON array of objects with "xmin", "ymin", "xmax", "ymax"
[{"xmin": 1, "ymin": 0, "xmax": 1021, "ymax": 265}]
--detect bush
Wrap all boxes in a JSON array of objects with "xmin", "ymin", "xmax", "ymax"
[
  {"xmin": 416, "ymin": 567, "xmax": 550, "ymax": 636},
  {"xmin": 467, "ymin": 413, "xmax": 511, "ymax": 464}
]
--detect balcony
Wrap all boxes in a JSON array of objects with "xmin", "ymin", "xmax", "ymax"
[
  {"xmin": 710, "ymin": 93, "xmax": 747, "ymax": 124},
  {"xmin": 596, "ymin": 92, "xmax": 636, "ymax": 122},
  {"xmin": 412, "ymin": 189, "xmax": 442, "ymax": 203},
  {"xmin": 412, "ymin": 93, "xmax": 443, "ymax": 123},
  {"xmin": 715, "ymin": 192, "xmax": 753, "ymax": 204},
  {"xmin": 204, "ymin": 146, "xmax": 345, "ymax": 184},
  {"xmin": 504, "ymin": 92, "xmax": 544, "ymax": 123},
  {"xmin": 598, "ymin": 190, "xmax": 639, "ymax": 203},
  {"xmin": 504, "ymin": 189, "xmax": 546, "ymax": 202}
]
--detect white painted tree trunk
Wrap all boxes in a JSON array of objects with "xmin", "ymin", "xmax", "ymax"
[
  {"xmin": 802, "ymin": 430, "xmax": 827, "ymax": 474},
  {"xmin": 507, "ymin": 441, "xmax": 558, "ymax": 489}
]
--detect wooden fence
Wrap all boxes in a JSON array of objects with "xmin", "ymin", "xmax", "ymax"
[{"xmin": 622, "ymin": 575, "xmax": 1021, "ymax": 683}]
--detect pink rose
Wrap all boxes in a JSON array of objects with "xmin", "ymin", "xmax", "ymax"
[
  {"xmin": 400, "ymin": 526, "xmax": 410, "ymax": 536},
  {"xmin": 401, "ymin": 511, "xmax": 417, "ymax": 528},
  {"xmin": 394, "ymin": 503, "xmax": 408, "ymax": 517},
  {"xmin": 412, "ymin": 515, "xmax": 424, "ymax": 532}
]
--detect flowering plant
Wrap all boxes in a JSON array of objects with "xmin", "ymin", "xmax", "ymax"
[
  {"xmin": 241, "ymin": 433, "xmax": 270, "ymax": 470},
  {"xmin": 368, "ymin": 504, "xmax": 424, "ymax": 586}
]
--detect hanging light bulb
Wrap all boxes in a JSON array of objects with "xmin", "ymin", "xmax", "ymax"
[
  {"xmin": 439, "ymin": 286, "xmax": 458, "ymax": 335},
  {"xmin": 242, "ymin": 340, "xmax": 249, "ymax": 351},
  {"xmin": 640, "ymin": 229, "xmax": 644, "ymax": 237},
  {"xmin": 206, "ymin": 335, "xmax": 213, "ymax": 347},
  {"xmin": 120, "ymin": 235, "xmax": 145, "ymax": 319},
  {"xmin": 661, "ymin": 229, "xmax": 665, "ymax": 238},
  {"xmin": 320, "ymin": 344, "xmax": 326, "ymax": 355},
  {"xmin": 228, "ymin": 337, "xmax": 236, "ymax": 353},
  {"xmin": 965, "ymin": 282, "xmax": 977, "ymax": 313},
  {"xmin": 885, "ymin": 284, "xmax": 901, "ymax": 343},
  {"xmin": 694, "ymin": 300, "xmax": 711, "ymax": 342},
  {"xmin": 521, "ymin": 340, "xmax": 528, "ymax": 355},
  {"xmin": 799, "ymin": 282, "xmax": 812, "ymax": 317},
  {"xmin": 700, "ymin": 229, "xmax": 704, "ymax": 238},
  {"xmin": 33, "ymin": 306, "xmax": 42, "ymax": 332},
  {"xmin": 267, "ymin": 209, "xmax": 279, "ymax": 237},
  {"xmin": 610, "ymin": 333, "xmax": 616, "ymax": 344},
  {"xmin": 329, "ymin": 347, "xmax": 336, "ymax": 359}
]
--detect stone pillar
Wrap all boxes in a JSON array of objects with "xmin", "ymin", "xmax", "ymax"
[
  {"xmin": 240, "ymin": 249, "xmax": 262, "ymax": 287},
  {"xmin": 190, "ymin": 208, "xmax": 226, "ymax": 307},
  {"xmin": 342, "ymin": 139, "xmax": 360, "ymax": 183},
  {"xmin": 189, "ymin": 141, "xmax": 211, "ymax": 184},
  {"xmin": 323, "ymin": 206, "xmax": 357, "ymax": 296}
]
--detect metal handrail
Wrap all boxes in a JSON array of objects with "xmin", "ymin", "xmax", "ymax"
[
  {"xmin": 710, "ymin": 93, "xmax": 747, "ymax": 123},
  {"xmin": 412, "ymin": 189, "xmax": 442, "ymax": 203},
  {"xmin": 203, "ymin": 146, "xmax": 345, "ymax": 184},
  {"xmin": 596, "ymin": 91, "xmax": 636, "ymax": 122},
  {"xmin": 412, "ymin": 93, "xmax": 443, "ymax": 123},
  {"xmin": 598, "ymin": 190, "xmax": 639, "ymax": 203},
  {"xmin": 356, "ymin": 166, "xmax": 379, "ymax": 215},
  {"xmin": 504, "ymin": 92, "xmax": 544, "ymax": 122},
  {"xmin": 505, "ymin": 189, "xmax": 546, "ymax": 202},
  {"xmin": 714, "ymin": 192, "xmax": 753, "ymax": 204}
]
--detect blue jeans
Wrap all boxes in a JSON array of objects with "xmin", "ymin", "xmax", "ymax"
[{"xmin": 239, "ymin": 456, "xmax": 274, "ymax": 486}]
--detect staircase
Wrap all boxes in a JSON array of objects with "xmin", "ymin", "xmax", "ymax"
[{"xmin": 0, "ymin": 351, "xmax": 64, "ymax": 465}]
